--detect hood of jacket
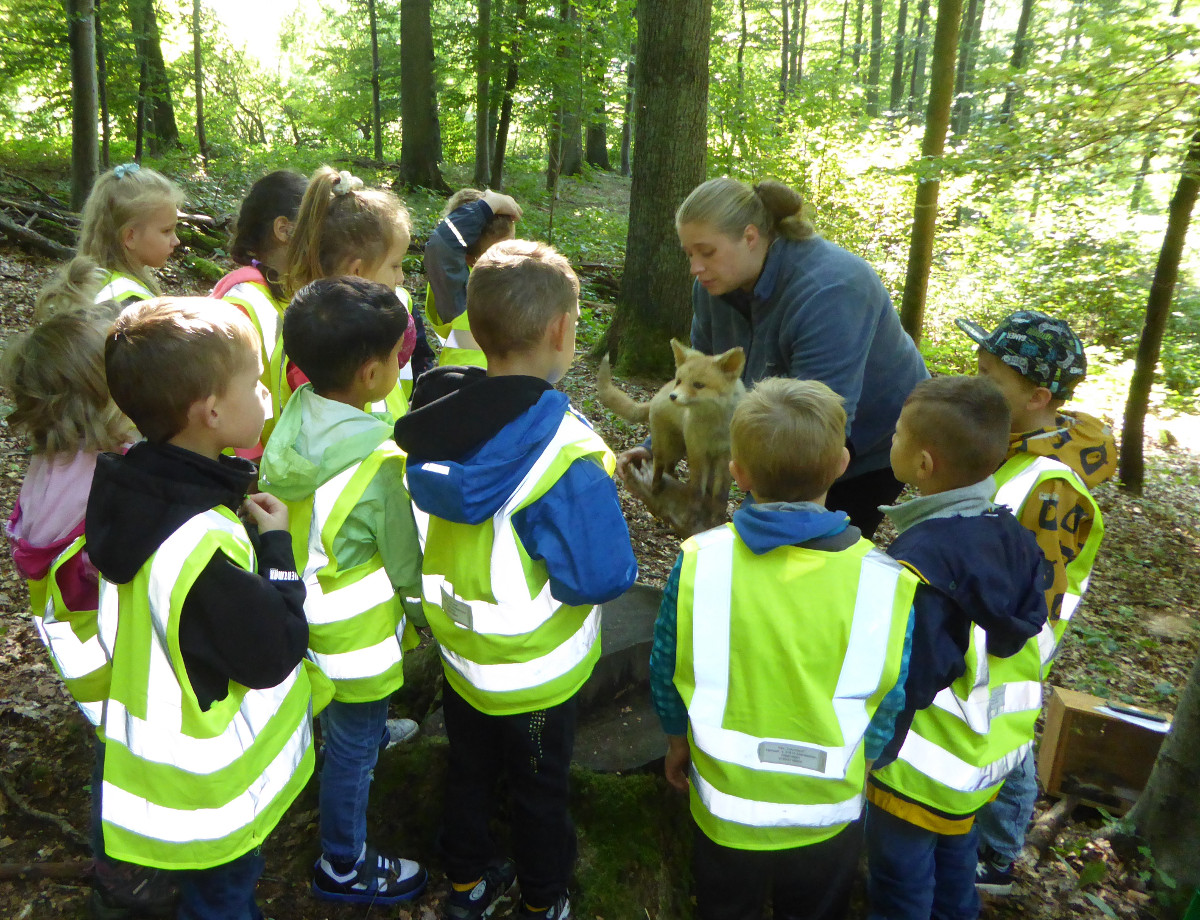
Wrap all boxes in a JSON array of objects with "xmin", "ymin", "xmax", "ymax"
[
  {"xmin": 258, "ymin": 384, "xmax": 394, "ymax": 501},
  {"xmin": 395, "ymin": 369, "xmax": 567, "ymax": 526},
  {"xmin": 731, "ymin": 499, "xmax": 859, "ymax": 554},
  {"xmin": 85, "ymin": 442, "xmax": 256, "ymax": 585},
  {"xmin": 1011, "ymin": 410, "xmax": 1117, "ymax": 489}
]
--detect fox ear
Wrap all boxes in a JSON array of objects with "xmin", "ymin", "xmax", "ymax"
[
  {"xmin": 670, "ymin": 338, "xmax": 691, "ymax": 366},
  {"xmin": 716, "ymin": 347, "xmax": 746, "ymax": 379}
]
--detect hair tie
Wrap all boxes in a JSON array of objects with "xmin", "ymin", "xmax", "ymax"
[
  {"xmin": 113, "ymin": 163, "xmax": 141, "ymax": 180},
  {"xmin": 332, "ymin": 171, "xmax": 363, "ymax": 196}
]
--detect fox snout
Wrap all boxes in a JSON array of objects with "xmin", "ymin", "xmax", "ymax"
[{"xmin": 669, "ymin": 392, "xmax": 678, "ymax": 401}]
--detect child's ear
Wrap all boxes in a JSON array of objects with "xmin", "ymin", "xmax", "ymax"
[
  {"xmin": 344, "ymin": 258, "xmax": 366, "ymax": 278},
  {"xmin": 121, "ymin": 225, "xmax": 138, "ymax": 251},
  {"xmin": 916, "ymin": 446, "xmax": 935, "ymax": 482},
  {"xmin": 188, "ymin": 394, "xmax": 220, "ymax": 430},
  {"xmin": 272, "ymin": 216, "xmax": 293, "ymax": 244},
  {"xmin": 836, "ymin": 446, "xmax": 851, "ymax": 479},
  {"xmin": 1028, "ymin": 386, "xmax": 1054, "ymax": 412},
  {"xmin": 549, "ymin": 310, "xmax": 572, "ymax": 352},
  {"xmin": 359, "ymin": 354, "xmax": 384, "ymax": 391},
  {"xmin": 729, "ymin": 458, "xmax": 754, "ymax": 493}
]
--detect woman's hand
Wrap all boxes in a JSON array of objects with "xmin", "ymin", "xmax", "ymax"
[{"xmin": 615, "ymin": 446, "xmax": 652, "ymax": 484}]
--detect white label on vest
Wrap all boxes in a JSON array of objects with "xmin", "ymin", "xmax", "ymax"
[
  {"xmin": 988, "ymin": 686, "xmax": 1006, "ymax": 721},
  {"xmin": 757, "ymin": 741, "xmax": 828, "ymax": 774},
  {"xmin": 441, "ymin": 584, "xmax": 473, "ymax": 630}
]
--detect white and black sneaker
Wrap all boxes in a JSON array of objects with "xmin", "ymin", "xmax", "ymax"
[
  {"xmin": 312, "ymin": 843, "xmax": 427, "ymax": 905},
  {"xmin": 443, "ymin": 857, "xmax": 518, "ymax": 920},
  {"xmin": 518, "ymin": 892, "xmax": 572, "ymax": 919},
  {"xmin": 975, "ymin": 852, "xmax": 1014, "ymax": 895}
]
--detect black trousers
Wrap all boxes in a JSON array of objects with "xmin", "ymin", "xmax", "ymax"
[
  {"xmin": 692, "ymin": 820, "xmax": 864, "ymax": 920},
  {"xmin": 440, "ymin": 682, "xmax": 578, "ymax": 908},
  {"xmin": 826, "ymin": 466, "xmax": 905, "ymax": 539}
]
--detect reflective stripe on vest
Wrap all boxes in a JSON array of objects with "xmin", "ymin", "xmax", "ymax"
[
  {"xmin": 224, "ymin": 281, "xmax": 281, "ymax": 362},
  {"xmin": 98, "ymin": 508, "xmax": 314, "ymax": 869},
  {"xmin": 419, "ymin": 411, "xmax": 612, "ymax": 713},
  {"xmin": 676, "ymin": 525, "xmax": 914, "ymax": 847},
  {"xmin": 928, "ymin": 624, "xmax": 1041, "ymax": 731},
  {"xmin": 295, "ymin": 448, "xmax": 410, "ymax": 700},
  {"xmin": 33, "ymin": 537, "xmax": 108, "ymax": 726},
  {"xmin": 96, "ymin": 273, "xmax": 151, "ymax": 304}
]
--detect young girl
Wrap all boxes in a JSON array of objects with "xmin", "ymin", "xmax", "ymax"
[
  {"xmin": 2, "ymin": 305, "xmax": 174, "ymax": 915},
  {"xmin": 281, "ymin": 167, "xmax": 420, "ymax": 420},
  {"xmin": 424, "ymin": 187, "xmax": 521, "ymax": 369},
  {"xmin": 211, "ymin": 169, "xmax": 308, "ymax": 452},
  {"xmin": 44, "ymin": 163, "xmax": 184, "ymax": 305}
]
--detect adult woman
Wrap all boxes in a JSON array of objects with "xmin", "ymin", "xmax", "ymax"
[{"xmin": 622, "ymin": 177, "xmax": 928, "ymax": 537}]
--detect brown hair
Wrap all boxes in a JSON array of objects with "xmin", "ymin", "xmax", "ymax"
[
  {"xmin": 105, "ymin": 298, "xmax": 260, "ymax": 443},
  {"xmin": 731, "ymin": 377, "xmax": 846, "ymax": 502},
  {"xmin": 901, "ymin": 376, "xmax": 1011, "ymax": 485},
  {"xmin": 442, "ymin": 188, "xmax": 517, "ymax": 261},
  {"xmin": 229, "ymin": 170, "xmax": 308, "ymax": 298},
  {"xmin": 466, "ymin": 240, "xmax": 579, "ymax": 359},
  {"xmin": 675, "ymin": 177, "xmax": 814, "ymax": 243},
  {"xmin": 77, "ymin": 164, "xmax": 185, "ymax": 295},
  {"xmin": 284, "ymin": 167, "xmax": 412, "ymax": 296},
  {"xmin": 35, "ymin": 256, "xmax": 109, "ymax": 321},
  {"xmin": 0, "ymin": 304, "xmax": 134, "ymax": 455}
]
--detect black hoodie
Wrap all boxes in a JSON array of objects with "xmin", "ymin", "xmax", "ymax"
[{"xmin": 86, "ymin": 442, "xmax": 309, "ymax": 710}]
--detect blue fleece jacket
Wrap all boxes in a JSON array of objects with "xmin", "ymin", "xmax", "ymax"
[
  {"xmin": 690, "ymin": 236, "xmax": 928, "ymax": 480},
  {"xmin": 424, "ymin": 199, "xmax": 493, "ymax": 324},
  {"xmin": 649, "ymin": 500, "xmax": 913, "ymax": 760},
  {"xmin": 405, "ymin": 388, "xmax": 637, "ymax": 608}
]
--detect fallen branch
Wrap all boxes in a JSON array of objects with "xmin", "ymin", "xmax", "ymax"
[
  {"xmin": 0, "ymin": 169, "xmax": 66, "ymax": 208},
  {"xmin": 0, "ymin": 861, "xmax": 93, "ymax": 881},
  {"xmin": 1026, "ymin": 794, "xmax": 1081, "ymax": 857},
  {"xmin": 0, "ymin": 196, "xmax": 81, "ymax": 227},
  {"xmin": 0, "ymin": 212, "xmax": 73, "ymax": 260},
  {"xmin": 0, "ymin": 769, "xmax": 89, "ymax": 850}
]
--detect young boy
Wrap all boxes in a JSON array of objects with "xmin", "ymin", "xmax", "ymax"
[
  {"xmin": 86, "ymin": 298, "xmax": 327, "ymax": 919},
  {"xmin": 258, "ymin": 277, "xmax": 428, "ymax": 905},
  {"xmin": 649, "ymin": 377, "xmax": 917, "ymax": 920},
  {"xmin": 957, "ymin": 310, "xmax": 1117, "ymax": 893},
  {"xmin": 865, "ymin": 376, "xmax": 1049, "ymax": 920},
  {"xmin": 394, "ymin": 240, "xmax": 637, "ymax": 920}
]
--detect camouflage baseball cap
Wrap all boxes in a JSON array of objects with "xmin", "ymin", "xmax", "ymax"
[{"xmin": 956, "ymin": 310, "xmax": 1086, "ymax": 398}]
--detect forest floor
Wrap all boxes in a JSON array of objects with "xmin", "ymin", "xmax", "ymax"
[{"xmin": 0, "ymin": 190, "xmax": 1198, "ymax": 918}]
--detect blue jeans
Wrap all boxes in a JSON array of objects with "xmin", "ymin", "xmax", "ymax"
[
  {"xmin": 866, "ymin": 803, "xmax": 980, "ymax": 920},
  {"xmin": 319, "ymin": 697, "xmax": 390, "ymax": 864},
  {"xmin": 975, "ymin": 747, "xmax": 1037, "ymax": 865},
  {"xmin": 177, "ymin": 848, "xmax": 265, "ymax": 920}
]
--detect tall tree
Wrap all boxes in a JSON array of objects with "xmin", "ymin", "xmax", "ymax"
[
  {"xmin": 778, "ymin": 0, "xmax": 790, "ymax": 109},
  {"xmin": 584, "ymin": 14, "xmax": 610, "ymax": 170},
  {"xmin": 619, "ymin": 40, "xmax": 634, "ymax": 177},
  {"xmin": 192, "ymin": 0, "xmax": 208, "ymax": 164},
  {"xmin": 838, "ymin": 0, "xmax": 849, "ymax": 66},
  {"xmin": 128, "ymin": 0, "xmax": 179, "ymax": 155},
  {"xmin": 999, "ymin": 0, "xmax": 1034, "ymax": 121},
  {"xmin": 490, "ymin": 0, "xmax": 526, "ymax": 187},
  {"xmin": 607, "ymin": 0, "xmax": 712, "ymax": 373},
  {"xmin": 853, "ymin": 0, "xmax": 865, "ymax": 76},
  {"xmin": 950, "ymin": 0, "xmax": 985, "ymax": 138},
  {"xmin": 95, "ymin": 0, "xmax": 109, "ymax": 168},
  {"xmin": 866, "ymin": 0, "xmax": 884, "ymax": 114},
  {"xmin": 898, "ymin": 0, "xmax": 963, "ymax": 340},
  {"xmin": 66, "ymin": 0, "xmax": 98, "ymax": 210},
  {"xmin": 1119, "ymin": 115, "xmax": 1200, "ymax": 493},
  {"xmin": 473, "ymin": 0, "xmax": 491, "ymax": 185},
  {"xmin": 368, "ymin": 0, "xmax": 383, "ymax": 161},
  {"xmin": 791, "ymin": 0, "xmax": 807, "ymax": 88},
  {"xmin": 398, "ymin": 0, "xmax": 448, "ymax": 190},
  {"xmin": 547, "ymin": 0, "xmax": 582, "ymax": 191},
  {"xmin": 888, "ymin": 0, "xmax": 909, "ymax": 111},
  {"xmin": 906, "ymin": 0, "xmax": 931, "ymax": 116}
]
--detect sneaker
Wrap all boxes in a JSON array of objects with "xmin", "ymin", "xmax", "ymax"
[
  {"xmin": 443, "ymin": 858, "xmax": 518, "ymax": 920},
  {"xmin": 312, "ymin": 844, "xmax": 428, "ymax": 905},
  {"xmin": 518, "ymin": 892, "xmax": 572, "ymax": 919},
  {"xmin": 382, "ymin": 717, "xmax": 420, "ymax": 750},
  {"xmin": 975, "ymin": 852, "xmax": 1014, "ymax": 896}
]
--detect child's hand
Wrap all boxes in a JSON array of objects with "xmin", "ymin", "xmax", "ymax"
[
  {"xmin": 242, "ymin": 493, "xmax": 289, "ymax": 533},
  {"xmin": 664, "ymin": 735, "xmax": 691, "ymax": 792},
  {"xmin": 482, "ymin": 190, "xmax": 523, "ymax": 221}
]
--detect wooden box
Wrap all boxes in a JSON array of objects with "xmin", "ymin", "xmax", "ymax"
[{"xmin": 1037, "ymin": 686, "xmax": 1172, "ymax": 814}]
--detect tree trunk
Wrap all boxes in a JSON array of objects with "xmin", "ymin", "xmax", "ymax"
[
  {"xmin": 898, "ymin": 0, "xmax": 963, "ymax": 341},
  {"xmin": 999, "ymin": 0, "xmax": 1034, "ymax": 121},
  {"xmin": 1119, "ymin": 117, "xmax": 1200, "ymax": 493},
  {"xmin": 96, "ymin": 0, "xmax": 109, "ymax": 168},
  {"xmin": 547, "ymin": 1, "xmax": 582, "ymax": 191},
  {"xmin": 950, "ymin": 0, "xmax": 985, "ymax": 138},
  {"xmin": 473, "ymin": 0, "xmax": 491, "ymax": 185},
  {"xmin": 853, "ymin": 0, "xmax": 865, "ymax": 76},
  {"xmin": 888, "ymin": 0, "xmax": 909, "ymax": 112},
  {"xmin": 619, "ymin": 41, "xmax": 634, "ymax": 177},
  {"xmin": 839, "ymin": 0, "xmax": 849, "ymax": 66},
  {"xmin": 907, "ymin": 0, "xmax": 931, "ymax": 116},
  {"xmin": 1129, "ymin": 142, "xmax": 1155, "ymax": 213},
  {"xmin": 490, "ymin": 0, "xmax": 525, "ymax": 188},
  {"xmin": 192, "ymin": 0, "xmax": 207, "ymax": 164},
  {"xmin": 398, "ymin": 0, "xmax": 449, "ymax": 191},
  {"xmin": 586, "ymin": 111, "xmax": 610, "ymax": 169},
  {"xmin": 607, "ymin": 0, "xmax": 711, "ymax": 374},
  {"xmin": 866, "ymin": 0, "xmax": 884, "ymax": 115},
  {"xmin": 778, "ymin": 0, "xmax": 789, "ymax": 110},
  {"xmin": 734, "ymin": 0, "xmax": 746, "ymax": 159},
  {"xmin": 367, "ymin": 0, "xmax": 383, "ymax": 161},
  {"xmin": 128, "ymin": 0, "xmax": 179, "ymax": 155},
  {"xmin": 66, "ymin": 0, "xmax": 99, "ymax": 211},
  {"xmin": 793, "ymin": 0, "xmax": 807, "ymax": 87}
]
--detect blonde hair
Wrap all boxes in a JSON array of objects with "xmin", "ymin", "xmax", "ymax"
[
  {"xmin": 284, "ymin": 166, "xmax": 412, "ymax": 296},
  {"xmin": 442, "ymin": 187, "xmax": 517, "ymax": 261},
  {"xmin": 0, "ymin": 304, "xmax": 134, "ymax": 456},
  {"xmin": 35, "ymin": 256, "xmax": 109, "ymax": 321},
  {"xmin": 676, "ymin": 177, "xmax": 814, "ymax": 243},
  {"xmin": 731, "ymin": 378, "xmax": 846, "ymax": 502},
  {"xmin": 467, "ymin": 240, "xmax": 579, "ymax": 359},
  {"xmin": 105, "ymin": 298, "xmax": 260, "ymax": 443},
  {"xmin": 77, "ymin": 165, "xmax": 185, "ymax": 295}
]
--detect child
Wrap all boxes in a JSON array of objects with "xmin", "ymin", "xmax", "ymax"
[
  {"xmin": 258, "ymin": 276, "xmax": 428, "ymax": 905},
  {"xmin": 394, "ymin": 240, "xmax": 637, "ymax": 920},
  {"xmin": 0, "ymin": 304, "xmax": 176, "ymax": 916},
  {"xmin": 424, "ymin": 188, "xmax": 521, "ymax": 368},
  {"xmin": 956, "ymin": 310, "xmax": 1117, "ymax": 893},
  {"xmin": 865, "ymin": 375, "xmax": 1049, "ymax": 920},
  {"xmin": 282, "ymin": 167, "xmax": 430, "ymax": 418},
  {"xmin": 86, "ymin": 297, "xmax": 328, "ymax": 918},
  {"xmin": 212, "ymin": 169, "xmax": 309, "ymax": 452},
  {"xmin": 43, "ymin": 163, "xmax": 183, "ymax": 305},
  {"xmin": 649, "ymin": 377, "xmax": 917, "ymax": 920}
]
